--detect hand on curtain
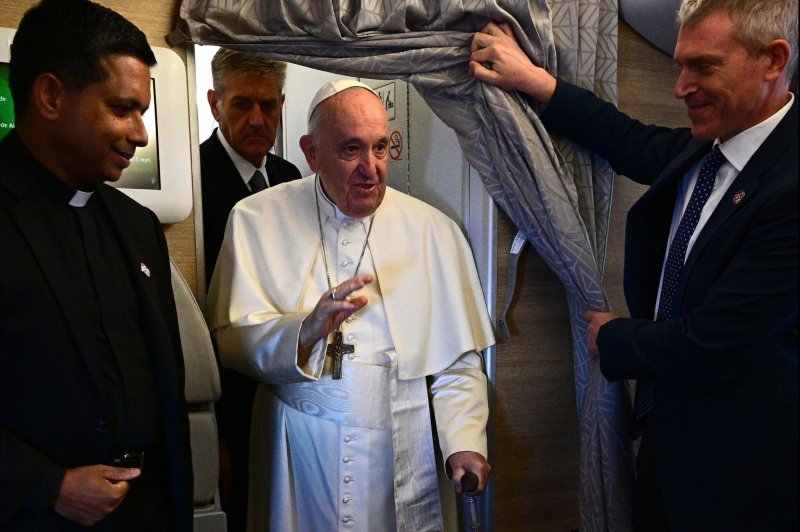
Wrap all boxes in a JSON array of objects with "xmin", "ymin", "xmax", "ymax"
[
  {"xmin": 585, "ymin": 310, "xmax": 618, "ymax": 358},
  {"xmin": 470, "ymin": 22, "xmax": 556, "ymax": 102}
]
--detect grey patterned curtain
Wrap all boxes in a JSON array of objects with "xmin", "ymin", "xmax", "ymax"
[{"xmin": 178, "ymin": 0, "xmax": 633, "ymax": 529}]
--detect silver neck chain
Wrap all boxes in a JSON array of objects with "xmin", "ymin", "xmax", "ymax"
[{"xmin": 314, "ymin": 174, "xmax": 374, "ymax": 293}]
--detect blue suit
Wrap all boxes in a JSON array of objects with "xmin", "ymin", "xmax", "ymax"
[{"xmin": 542, "ymin": 81, "xmax": 798, "ymax": 530}]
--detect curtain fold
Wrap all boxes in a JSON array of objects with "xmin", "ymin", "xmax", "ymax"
[{"xmin": 179, "ymin": 1, "xmax": 633, "ymax": 529}]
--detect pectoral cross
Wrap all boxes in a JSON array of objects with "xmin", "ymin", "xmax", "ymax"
[{"xmin": 326, "ymin": 329, "xmax": 353, "ymax": 380}]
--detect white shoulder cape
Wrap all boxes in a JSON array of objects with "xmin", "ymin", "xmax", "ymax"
[{"xmin": 209, "ymin": 175, "xmax": 495, "ymax": 380}]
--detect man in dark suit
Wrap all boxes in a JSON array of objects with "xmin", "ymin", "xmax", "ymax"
[
  {"xmin": 471, "ymin": 0, "xmax": 797, "ymax": 530},
  {"xmin": 202, "ymin": 49, "xmax": 302, "ymax": 287},
  {"xmin": 200, "ymin": 48, "xmax": 301, "ymax": 531},
  {"xmin": 0, "ymin": 0, "xmax": 193, "ymax": 530}
]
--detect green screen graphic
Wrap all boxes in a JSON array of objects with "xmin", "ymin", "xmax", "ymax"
[{"xmin": 0, "ymin": 63, "xmax": 14, "ymax": 142}]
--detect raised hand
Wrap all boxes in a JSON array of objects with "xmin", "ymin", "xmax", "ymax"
[
  {"xmin": 470, "ymin": 22, "xmax": 557, "ymax": 103},
  {"xmin": 298, "ymin": 274, "xmax": 373, "ymax": 358}
]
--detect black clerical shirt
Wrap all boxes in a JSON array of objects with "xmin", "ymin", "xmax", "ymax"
[{"xmin": 31, "ymin": 168, "xmax": 161, "ymax": 456}]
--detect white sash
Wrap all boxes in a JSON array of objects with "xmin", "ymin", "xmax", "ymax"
[
  {"xmin": 273, "ymin": 358, "xmax": 392, "ymax": 430},
  {"xmin": 387, "ymin": 352, "xmax": 444, "ymax": 532}
]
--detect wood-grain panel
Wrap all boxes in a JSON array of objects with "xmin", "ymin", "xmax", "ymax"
[{"xmin": 493, "ymin": 208, "xmax": 580, "ymax": 531}]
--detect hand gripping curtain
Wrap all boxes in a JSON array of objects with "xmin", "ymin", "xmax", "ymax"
[{"xmin": 178, "ymin": 0, "xmax": 634, "ymax": 529}]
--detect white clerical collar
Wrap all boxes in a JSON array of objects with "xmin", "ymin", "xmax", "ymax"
[
  {"xmin": 216, "ymin": 128, "xmax": 268, "ymax": 188},
  {"xmin": 68, "ymin": 189, "xmax": 94, "ymax": 207},
  {"xmin": 315, "ymin": 174, "xmax": 371, "ymax": 223},
  {"xmin": 717, "ymin": 93, "xmax": 794, "ymax": 173}
]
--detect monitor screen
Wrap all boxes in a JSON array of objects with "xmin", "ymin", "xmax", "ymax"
[
  {"xmin": 114, "ymin": 78, "xmax": 161, "ymax": 190},
  {"xmin": 0, "ymin": 62, "xmax": 13, "ymax": 142}
]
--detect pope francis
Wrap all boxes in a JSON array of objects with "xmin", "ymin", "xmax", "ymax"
[{"xmin": 208, "ymin": 79, "xmax": 495, "ymax": 532}]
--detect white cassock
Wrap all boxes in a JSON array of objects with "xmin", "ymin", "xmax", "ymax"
[{"xmin": 208, "ymin": 176, "xmax": 495, "ymax": 532}]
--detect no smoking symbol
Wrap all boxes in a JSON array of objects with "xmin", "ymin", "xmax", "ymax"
[{"xmin": 389, "ymin": 130, "xmax": 403, "ymax": 160}]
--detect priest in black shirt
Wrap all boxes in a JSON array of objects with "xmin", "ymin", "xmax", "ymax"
[{"xmin": 0, "ymin": 0, "xmax": 193, "ymax": 530}]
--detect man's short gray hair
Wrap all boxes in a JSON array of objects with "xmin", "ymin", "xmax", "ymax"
[
  {"xmin": 210, "ymin": 48, "xmax": 288, "ymax": 94},
  {"xmin": 678, "ymin": 0, "xmax": 798, "ymax": 77}
]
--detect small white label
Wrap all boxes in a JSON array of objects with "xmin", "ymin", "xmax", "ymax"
[{"xmin": 510, "ymin": 230, "xmax": 526, "ymax": 255}]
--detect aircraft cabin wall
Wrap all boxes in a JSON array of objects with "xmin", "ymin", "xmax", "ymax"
[{"xmin": 0, "ymin": 1, "xmax": 690, "ymax": 528}]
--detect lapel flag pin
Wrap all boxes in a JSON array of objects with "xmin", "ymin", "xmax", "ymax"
[
  {"xmin": 140, "ymin": 262, "xmax": 151, "ymax": 277},
  {"xmin": 732, "ymin": 190, "xmax": 746, "ymax": 205}
]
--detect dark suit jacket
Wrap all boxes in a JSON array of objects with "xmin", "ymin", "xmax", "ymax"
[
  {"xmin": 200, "ymin": 129, "xmax": 302, "ymax": 288},
  {"xmin": 199, "ymin": 129, "xmax": 300, "ymax": 529},
  {"xmin": 542, "ymin": 81, "xmax": 798, "ymax": 530},
  {"xmin": 0, "ymin": 132, "xmax": 193, "ymax": 531}
]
